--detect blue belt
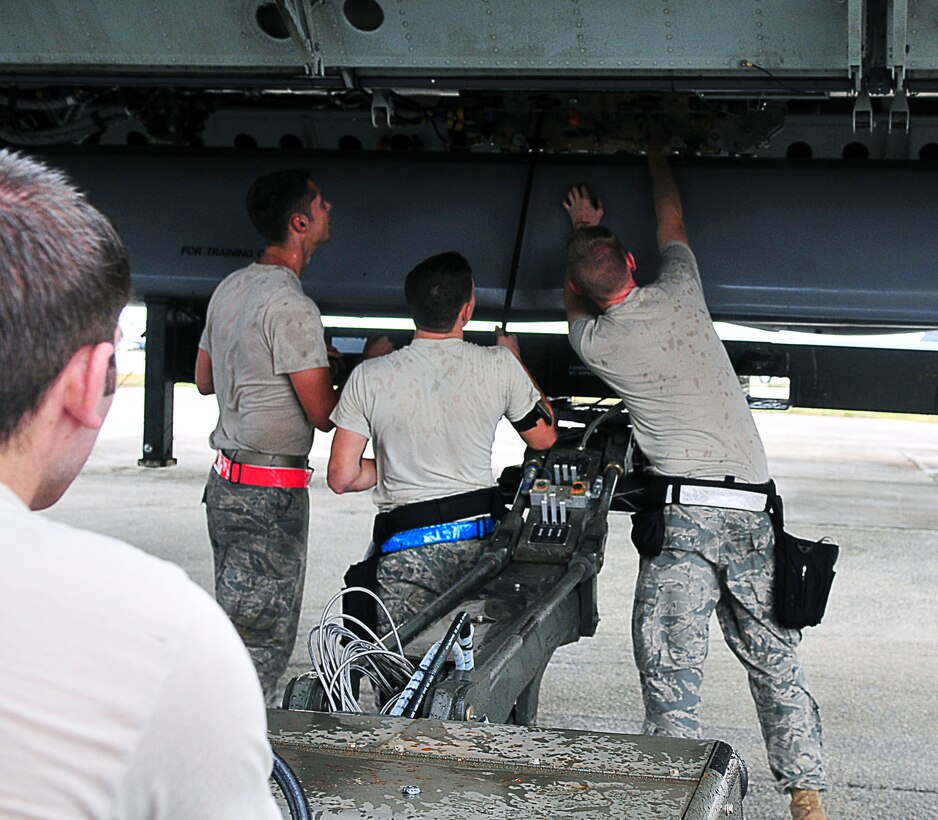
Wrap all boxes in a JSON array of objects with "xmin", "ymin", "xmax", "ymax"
[{"xmin": 379, "ymin": 516, "xmax": 496, "ymax": 555}]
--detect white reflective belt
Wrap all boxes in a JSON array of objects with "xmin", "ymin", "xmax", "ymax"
[{"xmin": 665, "ymin": 484, "xmax": 768, "ymax": 512}]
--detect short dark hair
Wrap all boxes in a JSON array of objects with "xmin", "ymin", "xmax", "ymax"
[
  {"xmin": 566, "ymin": 226, "xmax": 632, "ymax": 300},
  {"xmin": 404, "ymin": 252, "xmax": 474, "ymax": 332},
  {"xmin": 246, "ymin": 168, "xmax": 317, "ymax": 245},
  {"xmin": 0, "ymin": 150, "xmax": 130, "ymax": 446}
]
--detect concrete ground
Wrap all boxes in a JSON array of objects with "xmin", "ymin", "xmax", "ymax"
[{"xmin": 43, "ymin": 385, "xmax": 938, "ymax": 819}]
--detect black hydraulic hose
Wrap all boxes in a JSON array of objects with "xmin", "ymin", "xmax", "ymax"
[
  {"xmin": 393, "ymin": 549, "xmax": 507, "ymax": 646},
  {"xmin": 271, "ymin": 750, "xmax": 311, "ymax": 820},
  {"xmin": 577, "ymin": 400, "xmax": 626, "ymax": 451},
  {"xmin": 402, "ymin": 611, "xmax": 470, "ymax": 719},
  {"xmin": 595, "ymin": 463, "xmax": 624, "ymax": 515}
]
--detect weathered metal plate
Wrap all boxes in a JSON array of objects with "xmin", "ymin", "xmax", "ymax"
[
  {"xmin": 0, "ymin": 1, "xmax": 850, "ymax": 77},
  {"xmin": 269, "ymin": 711, "xmax": 743, "ymax": 818},
  {"xmin": 0, "ymin": 1, "xmax": 299, "ymax": 70},
  {"xmin": 312, "ymin": 0, "xmax": 850, "ymax": 75}
]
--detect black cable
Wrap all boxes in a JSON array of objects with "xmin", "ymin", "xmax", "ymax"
[
  {"xmin": 693, "ymin": 93, "xmax": 748, "ymax": 119},
  {"xmin": 402, "ymin": 611, "xmax": 469, "ymax": 719},
  {"xmin": 500, "ymin": 112, "xmax": 544, "ymax": 328},
  {"xmin": 739, "ymin": 60, "xmax": 823, "ymax": 97},
  {"xmin": 271, "ymin": 750, "xmax": 311, "ymax": 820}
]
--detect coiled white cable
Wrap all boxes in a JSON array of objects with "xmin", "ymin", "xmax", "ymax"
[{"xmin": 306, "ymin": 587, "xmax": 414, "ymax": 713}]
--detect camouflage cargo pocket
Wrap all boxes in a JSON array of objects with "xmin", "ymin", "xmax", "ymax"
[{"xmin": 214, "ymin": 546, "xmax": 301, "ymax": 635}]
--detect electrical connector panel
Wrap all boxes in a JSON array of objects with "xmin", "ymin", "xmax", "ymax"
[{"xmin": 523, "ymin": 449, "xmax": 603, "ymax": 552}]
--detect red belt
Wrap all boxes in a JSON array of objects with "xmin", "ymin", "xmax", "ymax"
[{"xmin": 213, "ymin": 451, "xmax": 312, "ymax": 489}]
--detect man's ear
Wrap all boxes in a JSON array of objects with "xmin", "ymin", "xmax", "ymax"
[
  {"xmin": 459, "ymin": 298, "xmax": 475, "ymax": 327},
  {"xmin": 568, "ymin": 278, "xmax": 583, "ymax": 295},
  {"xmin": 61, "ymin": 342, "xmax": 116, "ymax": 431},
  {"xmin": 291, "ymin": 213, "xmax": 309, "ymax": 233}
]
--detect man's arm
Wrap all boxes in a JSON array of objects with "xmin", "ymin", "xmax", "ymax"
[
  {"xmin": 518, "ymin": 417, "xmax": 557, "ymax": 451},
  {"xmin": 561, "ymin": 185, "xmax": 604, "ymax": 324},
  {"xmin": 194, "ymin": 349, "xmax": 214, "ymax": 395},
  {"xmin": 647, "ymin": 149, "xmax": 689, "ymax": 252},
  {"xmin": 289, "ymin": 367, "xmax": 338, "ymax": 432},
  {"xmin": 327, "ymin": 427, "xmax": 377, "ymax": 493},
  {"xmin": 495, "ymin": 331, "xmax": 558, "ymax": 451}
]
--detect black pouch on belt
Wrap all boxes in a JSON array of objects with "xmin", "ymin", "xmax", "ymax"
[
  {"xmin": 629, "ymin": 477, "xmax": 669, "ymax": 558},
  {"xmin": 769, "ymin": 495, "xmax": 839, "ymax": 628},
  {"xmin": 341, "ymin": 552, "xmax": 381, "ymax": 640}
]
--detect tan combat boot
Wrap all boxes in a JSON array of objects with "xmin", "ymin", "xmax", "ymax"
[{"xmin": 789, "ymin": 788, "xmax": 826, "ymax": 820}]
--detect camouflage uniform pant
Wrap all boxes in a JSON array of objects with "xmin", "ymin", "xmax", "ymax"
[
  {"xmin": 376, "ymin": 538, "xmax": 487, "ymax": 634},
  {"xmin": 203, "ymin": 469, "xmax": 309, "ymax": 705},
  {"xmin": 632, "ymin": 504, "xmax": 826, "ymax": 793}
]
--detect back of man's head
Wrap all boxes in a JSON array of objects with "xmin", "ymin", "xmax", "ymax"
[
  {"xmin": 404, "ymin": 251, "xmax": 474, "ymax": 332},
  {"xmin": 566, "ymin": 226, "xmax": 632, "ymax": 301},
  {"xmin": 246, "ymin": 168, "xmax": 316, "ymax": 245},
  {"xmin": 0, "ymin": 150, "xmax": 130, "ymax": 448}
]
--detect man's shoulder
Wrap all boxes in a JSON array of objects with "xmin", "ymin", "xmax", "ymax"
[
  {"xmin": 0, "ymin": 513, "xmax": 276, "ymax": 820},
  {"xmin": 568, "ymin": 312, "xmax": 602, "ymax": 348},
  {"xmin": 458, "ymin": 339, "xmax": 517, "ymax": 364},
  {"xmin": 657, "ymin": 241, "xmax": 700, "ymax": 277},
  {"xmin": 662, "ymin": 239, "xmax": 694, "ymax": 256},
  {"xmin": 212, "ymin": 262, "xmax": 261, "ymax": 294},
  {"xmin": 440, "ymin": 340, "xmax": 524, "ymax": 379},
  {"xmin": 359, "ymin": 344, "xmax": 410, "ymax": 373},
  {"xmin": 9, "ymin": 513, "xmax": 201, "ymax": 616},
  {"xmin": 213, "ymin": 264, "xmax": 307, "ymax": 303},
  {"xmin": 1, "ymin": 513, "xmax": 228, "ymax": 696}
]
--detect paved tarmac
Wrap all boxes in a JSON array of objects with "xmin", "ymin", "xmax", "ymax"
[{"xmin": 43, "ymin": 386, "xmax": 938, "ymax": 819}]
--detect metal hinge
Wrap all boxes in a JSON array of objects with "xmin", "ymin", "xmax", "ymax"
[
  {"xmin": 371, "ymin": 89, "xmax": 394, "ymax": 127},
  {"xmin": 852, "ymin": 89, "xmax": 873, "ymax": 132},
  {"xmin": 276, "ymin": 0, "xmax": 327, "ymax": 77},
  {"xmin": 888, "ymin": 88, "xmax": 910, "ymax": 133}
]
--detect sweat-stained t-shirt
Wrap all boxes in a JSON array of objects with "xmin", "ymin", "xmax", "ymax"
[
  {"xmin": 331, "ymin": 338, "xmax": 540, "ymax": 511},
  {"xmin": 199, "ymin": 263, "xmax": 329, "ymax": 457},
  {"xmin": 0, "ymin": 481, "xmax": 281, "ymax": 820},
  {"xmin": 569, "ymin": 241, "xmax": 769, "ymax": 484}
]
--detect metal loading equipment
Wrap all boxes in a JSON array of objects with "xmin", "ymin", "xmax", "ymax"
[
  {"xmin": 275, "ymin": 405, "xmax": 749, "ymax": 817},
  {"xmin": 409, "ymin": 444, "xmax": 626, "ymax": 726},
  {"xmin": 285, "ymin": 404, "xmax": 633, "ymax": 725}
]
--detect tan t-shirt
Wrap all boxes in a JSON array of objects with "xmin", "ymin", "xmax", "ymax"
[
  {"xmin": 0, "ymin": 483, "xmax": 280, "ymax": 820},
  {"xmin": 199, "ymin": 263, "xmax": 329, "ymax": 457},
  {"xmin": 331, "ymin": 338, "xmax": 540, "ymax": 511},
  {"xmin": 569, "ymin": 242, "xmax": 769, "ymax": 483}
]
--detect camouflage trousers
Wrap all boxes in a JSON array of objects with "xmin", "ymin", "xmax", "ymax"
[
  {"xmin": 203, "ymin": 469, "xmax": 309, "ymax": 706},
  {"xmin": 632, "ymin": 504, "xmax": 826, "ymax": 793},
  {"xmin": 376, "ymin": 538, "xmax": 487, "ymax": 634}
]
